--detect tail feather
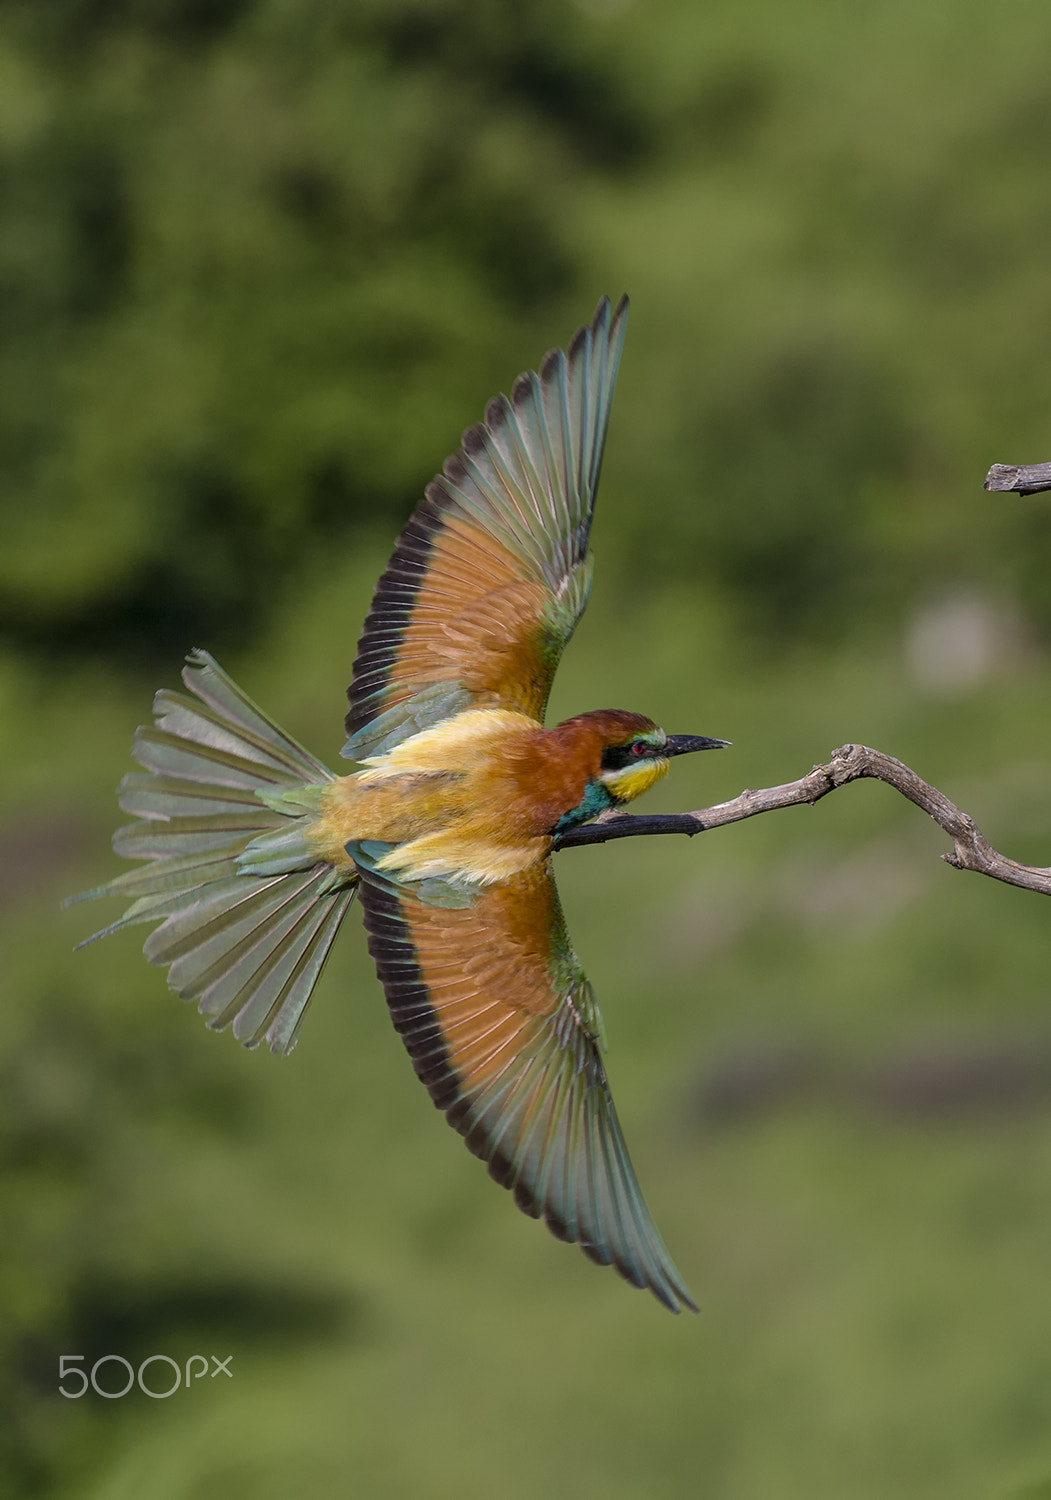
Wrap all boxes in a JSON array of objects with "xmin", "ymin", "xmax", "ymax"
[
  {"xmin": 163, "ymin": 652, "xmax": 332, "ymax": 782},
  {"xmin": 261, "ymin": 889, "xmax": 350, "ymax": 1053},
  {"xmin": 185, "ymin": 872, "xmax": 354, "ymax": 1048},
  {"xmin": 128, "ymin": 723, "xmax": 303, "ymax": 789},
  {"xmin": 143, "ymin": 866, "xmax": 356, "ymax": 1051},
  {"xmin": 117, "ymin": 770, "xmax": 284, "ymax": 818},
  {"xmin": 113, "ymin": 817, "xmax": 278, "ymax": 859},
  {"xmin": 67, "ymin": 649, "xmax": 357, "ymax": 1054},
  {"xmin": 71, "ymin": 840, "xmax": 249, "ymax": 915}
]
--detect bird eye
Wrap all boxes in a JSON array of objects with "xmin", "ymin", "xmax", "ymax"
[{"xmin": 631, "ymin": 740, "xmax": 647, "ymax": 756}]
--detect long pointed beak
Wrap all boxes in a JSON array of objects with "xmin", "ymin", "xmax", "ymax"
[{"xmin": 664, "ymin": 734, "xmax": 731, "ymax": 757}]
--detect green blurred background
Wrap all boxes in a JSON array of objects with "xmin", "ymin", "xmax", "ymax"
[{"xmin": 6, "ymin": 0, "xmax": 1051, "ymax": 1494}]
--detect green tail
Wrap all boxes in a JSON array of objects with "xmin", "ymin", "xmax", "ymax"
[{"xmin": 67, "ymin": 650, "xmax": 358, "ymax": 1055}]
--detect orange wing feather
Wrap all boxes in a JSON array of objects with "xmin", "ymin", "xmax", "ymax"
[
  {"xmin": 396, "ymin": 522, "xmax": 550, "ymax": 710},
  {"xmin": 353, "ymin": 845, "xmax": 697, "ymax": 1312},
  {"xmin": 343, "ymin": 296, "xmax": 628, "ymax": 760}
]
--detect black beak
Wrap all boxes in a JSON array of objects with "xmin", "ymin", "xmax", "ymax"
[{"xmin": 663, "ymin": 734, "xmax": 731, "ymax": 757}]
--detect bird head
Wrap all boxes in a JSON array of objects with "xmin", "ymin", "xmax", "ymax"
[
  {"xmin": 552, "ymin": 710, "xmax": 729, "ymax": 811},
  {"xmin": 595, "ymin": 719, "xmax": 731, "ymax": 805}
]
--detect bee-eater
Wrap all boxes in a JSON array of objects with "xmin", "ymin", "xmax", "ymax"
[{"xmin": 70, "ymin": 296, "xmax": 728, "ymax": 1312}]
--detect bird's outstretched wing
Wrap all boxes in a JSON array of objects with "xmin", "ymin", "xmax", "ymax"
[
  {"xmin": 344, "ymin": 295, "xmax": 628, "ymax": 760},
  {"xmin": 351, "ymin": 843, "xmax": 696, "ymax": 1313}
]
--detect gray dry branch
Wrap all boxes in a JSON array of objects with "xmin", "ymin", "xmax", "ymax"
[
  {"xmin": 984, "ymin": 460, "xmax": 1051, "ymax": 495},
  {"xmin": 554, "ymin": 743, "xmax": 1051, "ymax": 898}
]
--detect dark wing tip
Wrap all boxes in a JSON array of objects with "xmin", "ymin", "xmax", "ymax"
[
  {"xmin": 511, "ymin": 369, "xmax": 535, "ymax": 408},
  {"xmin": 442, "ymin": 449, "xmax": 470, "ymax": 486},
  {"xmin": 461, "ymin": 421, "xmax": 487, "ymax": 457},
  {"xmin": 484, "ymin": 393, "xmax": 510, "ymax": 431},
  {"xmin": 566, "ymin": 294, "xmax": 628, "ymax": 363},
  {"xmin": 421, "ymin": 476, "xmax": 452, "ymax": 512},
  {"xmin": 538, "ymin": 346, "xmax": 566, "ymax": 383}
]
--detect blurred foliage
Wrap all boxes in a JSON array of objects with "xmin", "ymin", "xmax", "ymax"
[
  {"xmin": 0, "ymin": 0, "xmax": 646, "ymax": 663},
  {"xmin": 3, "ymin": 0, "xmax": 1051, "ymax": 666},
  {"xmin": 8, "ymin": 0, "xmax": 1051, "ymax": 1496}
]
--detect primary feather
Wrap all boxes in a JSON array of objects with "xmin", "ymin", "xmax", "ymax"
[
  {"xmin": 343, "ymin": 293, "xmax": 627, "ymax": 757},
  {"xmin": 353, "ymin": 845, "xmax": 697, "ymax": 1313}
]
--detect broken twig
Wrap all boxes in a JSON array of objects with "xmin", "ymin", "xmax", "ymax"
[{"xmin": 984, "ymin": 460, "xmax": 1051, "ymax": 495}]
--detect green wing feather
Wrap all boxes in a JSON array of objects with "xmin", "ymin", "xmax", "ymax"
[
  {"xmin": 352, "ymin": 843, "xmax": 696, "ymax": 1313},
  {"xmin": 344, "ymin": 295, "xmax": 628, "ymax": 759}
]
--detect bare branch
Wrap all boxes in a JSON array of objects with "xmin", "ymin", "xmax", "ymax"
[
  {"xmin": 984, "ymin": 460, "xmax": 1051, "ymax": 494},
  {"xmin": 554, "ymin": 743, "xmax": 1051, "ymax": 898}
]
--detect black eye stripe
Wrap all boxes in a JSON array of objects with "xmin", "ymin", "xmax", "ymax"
[{"xmin": 601, "ymin": 740, "xmax": 659, "ymax": 771}]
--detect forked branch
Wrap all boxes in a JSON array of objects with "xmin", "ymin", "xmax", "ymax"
[
  {"xmin": 554, "ymin": 743, "xmax": 1051, "ymax": 898},
  {"xmin": 559, "ymin": 461, "xmax": 1051, "ymax": 892}
]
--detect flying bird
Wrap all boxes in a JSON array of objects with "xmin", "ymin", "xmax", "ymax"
[{"xmin": 70, "ymin": 296, "xmax": 729, "ymax": 1312}]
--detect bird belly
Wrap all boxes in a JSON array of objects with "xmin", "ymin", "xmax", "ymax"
[
  {"xmin": 375, "ymin": 819, "xmax": 551, "ymax": 885},
  {"xmin": 309, "ymin": 772, "xmax": 468, "ymax": 872},
  {"xmin": 309, "ymin": 767, "xmax": 549, "ymax": 886},
  {"xmin": 310, "ymin": 709, "xmax": 583, "ymax": 885}
]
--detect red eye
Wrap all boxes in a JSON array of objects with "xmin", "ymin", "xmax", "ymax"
[{"xmin": 631, "ymin": 740, "xmax": 647, "ymax": 756}]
